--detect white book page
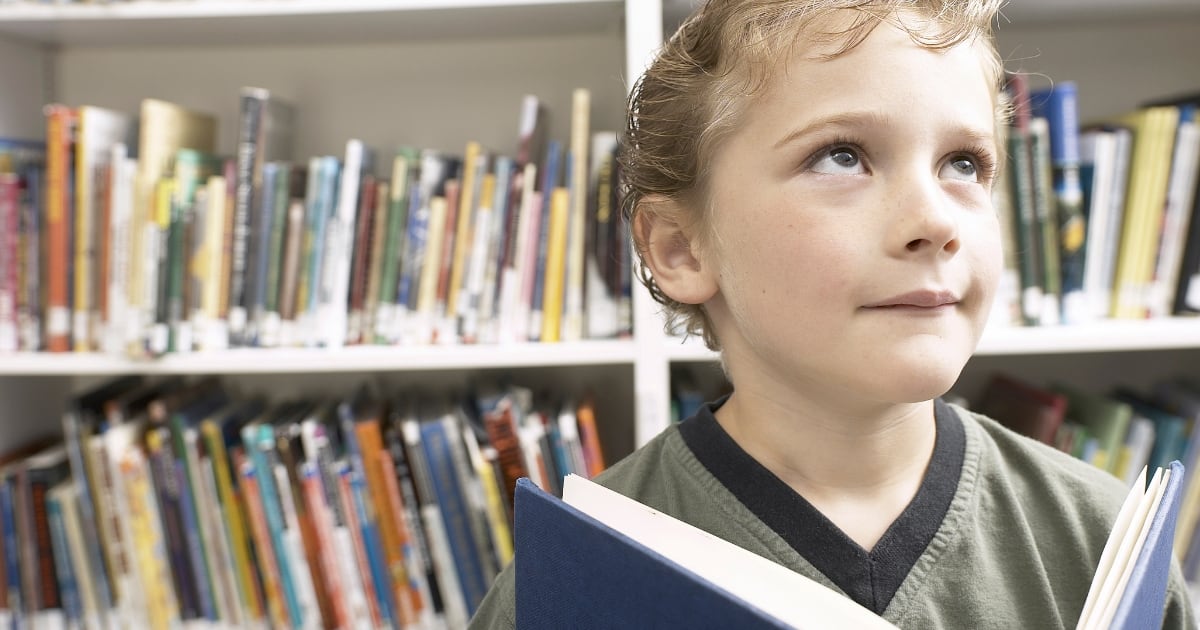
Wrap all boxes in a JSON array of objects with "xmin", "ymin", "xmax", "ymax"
[
  {"xmin": 1077, "ymin": 467, "xmax": 1147, "ymax": 628},
  {"xmin": 562, "ymin": 474, "xmax": 898, "ymax": 630},
  {"xmin": 1092, "ymin": 468, "xmax": 1171, "ymax": 630},
  {"xmin": 1079, "ymin": 467, "xmax": 1165, "ymax": 630}
]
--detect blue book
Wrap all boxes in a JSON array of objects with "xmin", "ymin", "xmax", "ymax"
[
  {"xmin": 420, "ymin": 416, "xmax": 489, "ymax": 616},
  {"xmin": 514, "ymin": 477, "xmax": 892, "ymax": 629},
  {"xmin": 305, "ymin": 157, "xmax": 341, "ymax": 323},
  {"xmin": 342, "ymin": 463, "xmax": 397, "ymax": 627},
  {"xmin": 242, "ymin": 423, "xmax": 304, "ymax": 628},
  {"xmin": 45, "ymin": 485, "xmax": 82, "ymax": 627},
  {"xmin": 1080, "ymin": 461, "xmax": 1186, "ymax": 629},
  {"xmin": 0, "ymin": 478, "xmax": 22, "ymax": 619}
]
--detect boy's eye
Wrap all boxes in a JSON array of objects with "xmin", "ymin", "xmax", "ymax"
[
  {"xmin": 810, "ymin": 146, "xmax": 866, "ymax": 175},
  {"xmin": 941, "ymin": 155, "xmax": 979, "ymax": 182}
]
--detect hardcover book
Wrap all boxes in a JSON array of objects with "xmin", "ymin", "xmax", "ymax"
[{"xmin": 515, "ymin": 466, "xmax": 1184, "ymax": 630}]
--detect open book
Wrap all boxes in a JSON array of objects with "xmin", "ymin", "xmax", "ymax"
[{"xmin": 513, "ymin": 462, "xmax": 1184, "ymax": 629}]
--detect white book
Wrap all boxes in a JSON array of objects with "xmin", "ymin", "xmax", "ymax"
[
  {"xmin": 1149, "ymin": 120, "xmax": 1200, "ymax": 318},
  {"xmin": 319, "ymin": 139, "xmax": 364, "ymax": 349},
  {"xmin": 76, "ymin": 106, "xmax": 134, "ymax": 353},
  {"xmin": 1079, "ymin": 130, "xmax": 1120, "ymax": 322}
]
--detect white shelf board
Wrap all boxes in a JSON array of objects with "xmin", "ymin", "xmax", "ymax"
[
  {"xmin": 664, "ymin": 318, "xmax": 1200, "ymax": 362},
  {"xmin": 0, "ymin": 0, "xmax": 623, "ymax": 46},
  {"xmin": 0, "ymin": 339, "xmax": 638, "ymax": 375}
]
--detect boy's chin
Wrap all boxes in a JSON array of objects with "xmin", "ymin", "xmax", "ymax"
[{"xmin": 871, "ymin": 357, "xmax": 969, "ymax": 404}]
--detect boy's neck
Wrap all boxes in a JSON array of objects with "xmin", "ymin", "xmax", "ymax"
[{"xmin": 713, "ymin": 389, "xmax": 938, "ymax": 551}]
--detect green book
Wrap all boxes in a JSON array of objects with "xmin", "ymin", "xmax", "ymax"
[{"xmin": 1053, "ymin": 384, "xmax": 1133, "ymax": 476}]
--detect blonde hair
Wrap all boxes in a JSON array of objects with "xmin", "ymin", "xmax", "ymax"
[{"xmin": 622, "ymin": 0, "xmax": 1007, "ymax": 350}]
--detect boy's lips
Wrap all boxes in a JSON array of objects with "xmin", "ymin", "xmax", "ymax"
[{"xmin": 862, "ymin": 289, "xmax": 960, "ymax": 309}]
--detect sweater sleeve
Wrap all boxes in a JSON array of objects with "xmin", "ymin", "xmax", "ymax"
[{"xmin": 468, "ymin": 562, "xmax": 516, "ymax": 630}]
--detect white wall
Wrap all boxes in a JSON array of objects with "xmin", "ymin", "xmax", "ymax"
[{"xmin": 0, "ymin": 36, "xmax": 51, "ymax": 140}]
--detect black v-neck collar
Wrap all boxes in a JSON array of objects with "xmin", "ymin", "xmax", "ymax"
[{"xmin": 678, "ymin": 397, "xmax": 966, "ymax": 615}]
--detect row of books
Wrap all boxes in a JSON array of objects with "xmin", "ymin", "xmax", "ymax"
[
  {"xmin": 973, "ymin": 373, "xmax": 1200, "ymax": 582},
  {"xmin": 0, "ymin": 86, "xmax": 633, "ymax": 357},
  {"xmin": 0, "ymin": 375, "xmax": 607, "ymax": 629},
  {"xmin": 993, "ymin": 77, "xmax": 1200, "ymax": 327}
]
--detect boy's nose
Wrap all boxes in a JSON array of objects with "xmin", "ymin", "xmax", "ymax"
[{"xmin": 888, "ymin": 174, "xmax": 961, "ymax": 258}]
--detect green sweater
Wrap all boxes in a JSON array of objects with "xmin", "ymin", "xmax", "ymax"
[{"xmin": 469, "ymin": 401, "xmax": 1196, "ymax": 629}]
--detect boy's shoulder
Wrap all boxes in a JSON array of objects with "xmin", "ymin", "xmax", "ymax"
[
  {"xmin": 952, "ymin": 402, "xmax": 1129, "ymax": 518},
  {"xmin": 591, "ymin": 421, "xmax": 692, "ymax": 503}
]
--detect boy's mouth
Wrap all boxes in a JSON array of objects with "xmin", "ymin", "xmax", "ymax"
[{"xmin": 862, "ymin": 289, "xmax": 960, "ymax": 309}]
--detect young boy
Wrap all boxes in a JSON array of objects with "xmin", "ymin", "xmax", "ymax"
[{"xmin": 471, "ymin": 0, "xmax": 1196, "ymax": 627}]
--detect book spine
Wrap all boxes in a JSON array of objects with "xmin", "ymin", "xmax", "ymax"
[
  {"xmin": 270, "ymin": 463, "xmax": 320, "ymax": 630},
  {"xmin": 243, "ymin": 425, "xmax": 304, "ymax": 628},
  {"xmin": 447, "ymin": 142, "xmax": 482, "ymax": 325},
  {"xmin": 320, "ymin": 139, "xmax": 364, "ymax": 349},
  {"xmin": 0, "ymin": 174, "xmax": 17, "ymax": 352},
  {"xmin": 199, "ymin": 422, "xmax": 262, "ymax": 622},
  {"xmin": 363, "ymin": 181, "xmax": 389, "ymax": 346},
  {"xmin": 1029, "ymin": 117, "xmax": 1061, "ymax": 326},
  {"xmin": 378, "ymin": 151, "xmax": 414, "ymax": 344},
  {"xmin": 563, "ymin": 88, "xmax": 591, "ymax": 342},
  {"xmin": 195, "ymin": 455, "xmax": 242, "ymax": 626},
  {"xmin": 248, "ymin": 162, "xmax": 281, "ymax": 347},
  {"xmin": 459, "ymin": 175, "xmax": 496, "ymax": 344},
  {"xmin": 347, "ymin": 175, "xmax": 378, "ymax": 346},
  {"xmin": 46, "ymin": 486, "xmax": 81, "ymax": 627},
  {"xmin": 230, "ymin": 89, "xmax": 267, "ymax": 345},
  {"xmin": 1149, "ymin": 115, "xmax": 1200, "ymax": 318},
  {"xmin": 402, "ymin": 419, "xmax": 468, "ymax": 628},
  {"xmin": 0, "ymin": 479, "xmax": 21, "ymax": 620},
  {"xmin": 335, "ymin": 464, "xmax": 384, "ymax": 629},
  {"xmin": 529, "ymin": 141, "xmax": 561, "ymax": 341},
  {"xmin": 120, "ymin": 449, "xmax": 178, "ymax": 629},
  {"xmin": 300, "ymin": 462, "xmax": 352, "ymax": 630},
  {"xmin": 541, "ymin": 188, "xmax": 570, "ymax": 342},
  {"xmin": 45, "ymin": 105, "xmax": 75, "ymax": 352},
  {"xmin": 17, "ymin": 166, "xmax": 42, "ymax": 352},
  {"xmin": 238, "ymin": 454, "xmax": 290, "ymax": 629},
  {"xmin": 419, "ymin": 417, "xmax": 489, "ymax": 616}
]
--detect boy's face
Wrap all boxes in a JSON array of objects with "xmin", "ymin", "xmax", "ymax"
[{"xmin": 701, "ymin": 18, "xmax": 1002, "ymax": 408}]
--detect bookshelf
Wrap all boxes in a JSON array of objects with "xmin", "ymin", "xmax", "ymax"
[
  {"xmin": 0, "ymin": 0, "xmax": 1194, "ymax": 457},
  {"xmin": 0, "ymin": 0, "xmax": 1199, "ymax": 624}
]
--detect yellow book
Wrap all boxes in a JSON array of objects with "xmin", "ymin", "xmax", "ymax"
[
  {"xmin": 417, "ymin": 196, "xmax": 449, "ymax": 323},
  {"xmin": 199, "ymin": 176, "xmax": 227, "ymax": 350},
  {"xmin": 201, "ymin": 419, "xmax": 264, "ymax": 622},
  {"xmin": 121, "ymin": 450, "xmax": 179, "ymax": 630},
  {"xmin": 447, "ymin": 141, "xmax": 483, "ymax": 319},
  {"xmin": 563, "ymin": 88, "xmax": 591, "ymax": 342},
  {"xmin": 1111, "ymin": 106, "xmax": 1180, "ymax": 318},
  {"xmin": 541, "ymin": 187, "xmax": 570, "ymax": 342},
  {"xmin": 478, "ymin": 445, "xmax": 514, "ymax": 565}
]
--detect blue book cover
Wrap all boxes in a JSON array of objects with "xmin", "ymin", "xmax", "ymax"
[
  {"xmin": 514, "ymin": 478, "xmax": 795, "ymax": 629},
  {"xmin": 250, "ymin": 161, "xmax": 280, "ymax": 344},
  {"xmin": 242, "ymin": 423, "xmax": 304, "ymax": 628},
  {"xmin": 420, "ymin": 417, "xmax": 489, "ymax": 616},
  {"xmin": 305, "ymin": 157, "xmax": 341, "ymax": 321},
  {"xmin": 1110, "ymin": 461, "xmax": 1186, "ymax": 630},
  {"xmin": 174, "ymin": 458, "xmax": 216, "ymax": 620},
  {"xmin": 45, "ymin": 488, "xmax": 81, "ymax": 626},
  {"xmin": 0, "ymin": 479, "xmax": 21, "ymax": 618},
  {"xmin": 344, "ymin": 464, "xmax": 397, "ymax": 627}
]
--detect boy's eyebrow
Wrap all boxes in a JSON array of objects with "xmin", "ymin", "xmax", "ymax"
[{"xmin": 772, "ymin": 110, "xmax": 995, "ymax": 150}]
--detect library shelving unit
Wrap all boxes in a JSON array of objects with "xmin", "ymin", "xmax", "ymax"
[
  {"xmin": 1, "ymin": 0, "xmax": 1200, "ymax": 467},
  {"xmin": 0, "ymin": 0, "xmax": 667, "ymax": 461}
]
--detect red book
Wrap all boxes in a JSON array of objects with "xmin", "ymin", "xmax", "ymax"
[{"xmin": 976, "ymin": 373, "xmax": 1068, "ymax": 445}]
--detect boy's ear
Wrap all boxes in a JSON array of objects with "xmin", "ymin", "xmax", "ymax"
[{"xmin": 634, "ymin": 195, "xmax": 718, "ymax": 305}]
